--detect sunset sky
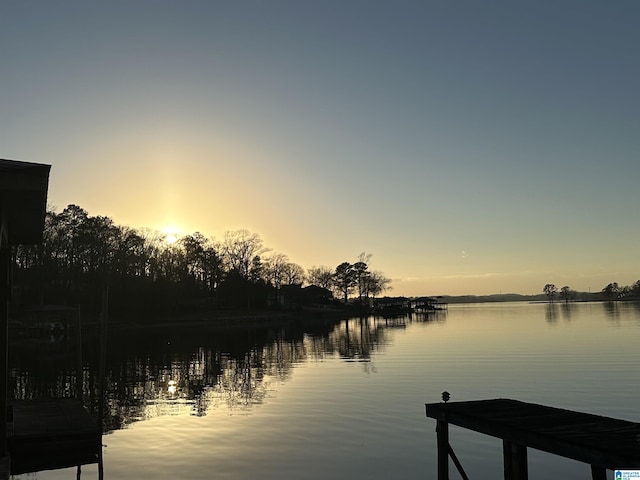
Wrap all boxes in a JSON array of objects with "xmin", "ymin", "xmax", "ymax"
[{"xmin": 2, "ymin": 1, "xmax": 638, "ymax": 296}]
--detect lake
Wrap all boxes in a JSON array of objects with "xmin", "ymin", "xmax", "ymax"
[{"xmin": 9, "ymin": 301, "xmax": 640, "ymax": 479}]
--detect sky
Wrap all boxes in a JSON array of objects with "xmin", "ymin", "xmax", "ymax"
[{"xmin": 1, "ymin": 1, "xmax": 639, "ymax": 296}]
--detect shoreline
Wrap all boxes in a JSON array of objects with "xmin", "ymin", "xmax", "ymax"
[{"xmin": 83, "ymin": 306, "xmax": 351, "ymax": 334}]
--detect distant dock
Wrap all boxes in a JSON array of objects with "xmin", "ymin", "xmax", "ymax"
[
  {"xmin": 425, "ymin": 398, "xmax": 640, "ymax": 480},
  {"xmin": 376, "ymin": 297, "xmax": 448, "ymax": 316}
]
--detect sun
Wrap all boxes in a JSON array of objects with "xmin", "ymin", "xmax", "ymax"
[{"xmin": 160, "ymin": 226, "xmax": 182, "ymax": 245}]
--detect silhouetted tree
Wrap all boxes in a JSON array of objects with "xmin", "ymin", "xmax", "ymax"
[
  {"xmin": 619, "ymin": 284, "xmax": 633, "ymax": 299},
  {"xmin": 353, "ymin": 252, "xmax": 373, "ymax": 302},
  {"xmin": 248, "ymin": 255, "xmax": 264, "ymax": 284},
  {"xmin": 367, "ymin": 271, "xmax": 392, "ymax": 300},
  {"xmin": 307, "ymin": 265, "xmax": 334, "ymax": 289},
  {"xmin": 180, "ymin": 233, "xmax": 206, "ymax": 285},
  {"xmin": 352, "ymin": 261, "xmax": 370, "ymax": 303},
  {"xmin": 113, "ymin": 227, "xmax": 147, "ymax": 278},
  {"xmin": 333, "ymin": 262, "xmax": 356, "ymax": 303},
  {"xmin": 202, "ymin": 244, "xmax": 223, "ymax": 303},
  {"xmin": 221, "ymin": 229, "xmax": 269, "ymax": 279},
  {"xmin": 11, "ymin": 203, "xmax": 394, "ymax": 319},
  {"xmin": 543, "ymin": 284, "xmax": 557, "ymax": 302},
  {"xmin": 602, "ymin": 282, "xmax": 620, "ymax": 301},
  {"xmin": 559, "ymin": 285, "xmax": 576, "ymax": 303},
  {"xmin": 282, "ymin": 262, "xmax": 304, "ymax": 286},
  {"xmin": 264, "ymin": 253, "xmax": 289, "ymax": 289}
]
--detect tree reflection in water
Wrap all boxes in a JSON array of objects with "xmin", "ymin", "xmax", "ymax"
[{"xmin": 9, "ymin": 312, "xmax": 445, "ymax": 432}]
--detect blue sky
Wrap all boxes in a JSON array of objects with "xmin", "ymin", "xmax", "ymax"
[{"xmin": 2, "ymin": 1, "xmax": 638, "ymax": 295}]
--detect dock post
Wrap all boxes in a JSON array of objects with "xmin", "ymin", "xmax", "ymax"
[
  {"xmin": 436, "ymin": 420, "xmax": 449, "ymax": 480},
  {"xmin": 0, "ymin": 240, "xmax": 8, "ymax": 460},
  {"xmin": 76, "ymin": 305, "xmax": 83, "ymax": 402},
  {"xmin": 590, "ymin": 465, "xmax": 606, "ymax": 480},
  {"xmin": 503, "ymin": 440, "xmax": 528, "ymax": 480},
  {"xmin": 98, "ymin": 283, "xmax": 109, "ymax": 433}
]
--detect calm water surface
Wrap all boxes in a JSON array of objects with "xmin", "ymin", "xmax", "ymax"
[{"xmin": 9, "ymin": 302, "xmax": 640, "ymax": 479}]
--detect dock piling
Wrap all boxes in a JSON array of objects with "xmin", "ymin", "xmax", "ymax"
[
  {"xmin": 503, "ymin": 440, "xmax": 528, "ymax": 480},
  {"xmin": 590, "ymin": 465, "xmax": 606, "ymax": 480},
  {"xmin": 436, "ymin": 420, "xmax": 448, "ymax": 480}
]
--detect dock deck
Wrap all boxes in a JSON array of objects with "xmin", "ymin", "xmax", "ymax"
[
  {"xmin": 8, "ymin": 398, "xmax": 102, "ymax": 475},
  {"xmin": 425, "ymin": 398, "xmax": 640, "ymax": 479}
]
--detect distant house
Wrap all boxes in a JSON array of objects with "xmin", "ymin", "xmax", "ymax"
[
  {"xmin": 301, "ymin": 285, "xmax": 333, "ymax": 304},
  {"xmin": 279, "ymin": 284, "xmax": 303, "ymax": 309},
  {"xmin": 268, "ymin": 284, "xmax": 333, "ymax": 310}
]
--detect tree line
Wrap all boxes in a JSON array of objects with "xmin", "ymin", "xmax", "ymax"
[
  {"xmin": 543, "ymin": 281, "xmax": 640, "ymax": 302},
  {"xmin": 11, "ymin": 204, "xmax": 392, "ymax": 318}
]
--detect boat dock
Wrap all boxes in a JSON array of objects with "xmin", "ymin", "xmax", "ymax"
[
  {"xmin": 2, "ymin": 160, "xmax": 103, "ymax": 478},
  {"xmin": 8, "ymin": 398, "xmax": 102, "ymax": 475},
  {"xmin": 425, "ymin": 398, "xmax": 640, "ymax": 480}
]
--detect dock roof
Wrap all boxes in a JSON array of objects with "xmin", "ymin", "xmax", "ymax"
[{"xmin": 0, "ymin": 159, "xmax": 51, "ymax": 245}]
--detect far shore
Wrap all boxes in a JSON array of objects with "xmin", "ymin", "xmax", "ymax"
[{"xmin": 10, "ymin": 293, "xmax": 639, "ymax": 340}]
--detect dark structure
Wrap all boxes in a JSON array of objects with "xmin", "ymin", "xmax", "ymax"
[
  {"xmin": 8, "ymin": 398, "xmax": 101, "ymax": 474},
  {"xmin": 270, "ymin": 284, "xmax": 334, "ymax": 310},
  {"xmin": 0, "ymin": 159, "xmax": 51, "ymax": 464},
  {"xmin": 412, "ymin": 296, "xmax": 448, "ymax": 311},
  {"xmin": 1, "ymin": 159, "xmax": 101, "ymax": 477},
  {"xmin": 425, "ymin": 398, "xmax": 640, "ymax": 480},
  {"xmin": 375, "ymin": 296, "xmax": 448, "ymax": 316}
]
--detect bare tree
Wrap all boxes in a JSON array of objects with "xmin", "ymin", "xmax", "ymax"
[
  {"xmin": 220, "ymin": 229, "xmax": 269, "ymax": 279},
  {"xmin": 282, "ymin": 262, "xmax": 305, "ymax": 285},
  {"xmin": 307, "ymin": 265, "xmax": 334, "ymax": 289},
  {"xmin": 367, "ymin": 271, "xmax": 392, "ymax": 299},
  {"xmin": 263, "ymin": 253, "xmax": 289, "ymax": 288}
]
